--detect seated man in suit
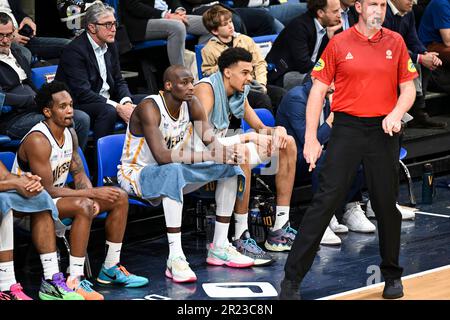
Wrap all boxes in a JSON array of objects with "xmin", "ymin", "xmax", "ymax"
[
  {"xmin": 55, "ymin": 2, "xmax": 146, "ymax": 141},
  {"xmin": 0, "ymin": 12, "xmax": 90, "ymax": 149},
  {"xmin": 0, "ymin": 0, "xmax": 70, "ymax": 63},
  {"xmin": 266, "ymin": 0, "xmax": 342, "ymax": 90}
]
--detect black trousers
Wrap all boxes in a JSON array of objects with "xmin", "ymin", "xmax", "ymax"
[{"xmin": 285, "ymin": 112, "xmax": 403, "ymax": 283}]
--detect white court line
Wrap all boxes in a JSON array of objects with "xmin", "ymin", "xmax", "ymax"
[
  {"xmin": 317, "ymin": 264, "xmax": 450, "ymax": 300},
  {"xmin": 415, "ymin": 211, "xmax": 450, "ymax": 219}
]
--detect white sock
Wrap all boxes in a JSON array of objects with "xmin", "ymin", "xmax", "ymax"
[
  {"xmin": 40, "ymin": 252, "xmax": 59, "ymax": 280},
  {"xmin": 69, "ymin": 255, "xmax": 85, "ymax": 279},
  {"xmin": 215, "ymin": 177, "xmax": 237, "ymax": 217},
  {"xmin": 0, "ymin": 261, "xmax": 16, "ymax": 291},
  {"xmin": 234, "ymin": 212, "xmax": 248, "ymax": 240},
  {"xmin": 213, "ymin": 221, "xmax": 230, "ymax": 248},
  {"xmin": 104, "ymin": 241, "xmax": 122, "ymax": 269},
  {"xmin": 273, "ymin": 206, "xmax": 290, "ymax": 231},
  {"xmin": 167, "ymin": 232, "xmax": 184, "ymax": 259},
  {"xmin": 162, "ymin": 197, "xmax": 183, "ymax": 227}
]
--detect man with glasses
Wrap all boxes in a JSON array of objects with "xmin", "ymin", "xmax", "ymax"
[
  {"xmin": 55, "ymin": 2, "xmax": 146, "ymax": 141},
  {"xmin": 0, "ymin": 0, "xmax": 70, "ymax": 64},
  {"xmin": 0, "ymin": 12, "xmax": 90, "ymax": 149}
]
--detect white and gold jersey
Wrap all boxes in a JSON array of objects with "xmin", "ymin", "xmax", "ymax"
[
  {"xmin": 118, "ymin": 93, "xmax": 203, "ymax": 197},
  {"xmin": 12, "ymin": 121, "xmax": 73, "ymax": 188}
]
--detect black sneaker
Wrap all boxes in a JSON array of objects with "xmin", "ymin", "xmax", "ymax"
[
  {"xmin": 382, "ymin": 279, "xmax": 404, "ymax": 299},
  {"xmin": 232, "ymin": 230, "xmax": 274, "ymax": 266},
  {"xmin": 279, "ymin": 278, "xmax": 301, "ymax": 300},
  {"xmin": 408, "ymin": 112, "xmax": 447, "ymax": 129}
]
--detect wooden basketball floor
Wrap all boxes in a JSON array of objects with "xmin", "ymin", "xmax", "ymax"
[{"xmin": 320, "ymin": 265, "xmax": 450, "ymax": 300}]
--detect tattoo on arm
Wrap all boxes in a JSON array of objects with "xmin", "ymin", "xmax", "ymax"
[{"xmin": 70, "ymin": 151, "xmax": 92, "ymax": 190}]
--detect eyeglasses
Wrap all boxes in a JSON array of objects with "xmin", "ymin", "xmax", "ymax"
[
  {"xmin": 0, "ymin": 32, "xmax": 15, "ymax": 41},
  {"xmin": 94, "ymin": 21, "xmax": 118, "ymax": 30}
]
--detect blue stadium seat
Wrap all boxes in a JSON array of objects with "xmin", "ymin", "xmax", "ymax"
[
  {"xmin": 31, "ymin": 65, "xmax": 58, "ymax": 90},
  {"xmin": 0, "ymin": 151, "xmax": 15, "ymax": 170},
  {"xmin": 195, "ymin": 34, "xmax": 279, "ymax": 80},
  {"xmin": 241, "ymin": 108, "xmax": 274, "ymax": 174},
  {"xmin": 97, "ymin": 134, "xmax": 154, "ymax": 207}
]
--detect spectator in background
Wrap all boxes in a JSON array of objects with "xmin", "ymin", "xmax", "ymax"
[
  {"xmin": 384, "ymin": 0, "xmax": 445, "ymax": 128},
  {"xmin": 0, "ymin": 13, "xmax": 90, "ymax": 149},
  {"xmin": 418, "ymin": 0, "xmax": 450, "ymax": 95},
  {"xmin": 0, "ymin": 0, "xmax": 70, "ymax": 63},
  {"xmin": 201, "ymin": 5, "xmax": 286, "ymax": 114},
  {"xmin": 120, "ymin": 0, "xmax": 211, "ymax": 66},
  {"xmin": 181, "ymin": 0, "xmax": 278, "ymax": 36},
  {"xmin": 232, "ymin": 0, "xmax": 308, "ymax": 33},
  {"xmin": 55, "ymin": 2, "xmax": 146, "ymax": 141},
  {"xmin": 339, "ymin": 0, "xmax": 358, "ymax": 30},
  {"xmin": 266, "ymin": 0, "xmax": 342, "ymax": 90}
]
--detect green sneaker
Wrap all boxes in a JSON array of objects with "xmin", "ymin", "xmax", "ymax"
[{"xmin": 39, "ymin": 272, "xmax": 84, "ymax": 300}]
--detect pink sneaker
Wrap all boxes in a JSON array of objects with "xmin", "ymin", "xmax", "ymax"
[{"xmin": 8, "ymin": 283, "xmax": 33, "ymax": 300}]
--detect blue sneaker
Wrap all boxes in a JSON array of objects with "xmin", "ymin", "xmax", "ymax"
[
  {"xmin": 97, "ymin": 263, "xmax": 149, "ymax": 288},
  {"xmin": 264, "ymin": 222, "xmax": 297, "ymax": 252},
  {"xmin": 232, "ymin": 230, "xmax": 274, "ymax": 266}
]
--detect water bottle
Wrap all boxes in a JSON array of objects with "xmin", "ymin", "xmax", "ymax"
[
  {"xmin": 422, "ymin": 163, "xmax": 434, "ymax": 204},
  {"xmin": 250, "ymin": 196, "xmax": 265, "ymax": 243}
]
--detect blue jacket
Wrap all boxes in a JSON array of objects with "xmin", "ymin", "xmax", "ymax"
[
  {"xmin": 383, "ymin": 4, "xmax": 426, "ymax": 63},
  {"xmin": 55, "ymin": 32, "xmax": 132, "ymax": 106},
  {"xmin": 275, "ymin": 81, "xmax": 331, "ymax": 162}
]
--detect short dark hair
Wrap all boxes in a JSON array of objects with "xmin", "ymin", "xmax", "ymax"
[
  {"xmin": 307, "ymin": 0, "xmax": 329, "ymax": 17},
  {"xmin": 35, "ymin": 81, "xmax": 71, "ymax": 114},
  {"xmin": 218, "ymin": 47, "xmax": 252, "ymax": 73},
  {"xmin": 202, "ymin": 5, "xmax": 233, "ymax": 33},
  {"xmin": 0, "ymin": 12, "xmax": 13, "ymax": 26}
]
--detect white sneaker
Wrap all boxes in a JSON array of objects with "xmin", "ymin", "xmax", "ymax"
[
  {"xmin": 343, "ymin": 202, "xmax": 376, "ymax": 233},
  {"xmin": 366, "ymin": 200, "xmax": 416, "ymax": 221},
  {"xmin": 206, "ymin": 243, "xmax": 254, "ymax": 268},
  {"xmin": 320, "ymin": 226, "xmax": 341, "ymax": 246},
  {"xmin": 397, "ymin": 204, "xmax": 416, "ymax": 221},
  {"xmin": 329, "ymin": 215, "xmax": 349, "ymax": 234},
  {"xmin": 165, "ymin": 256, "xmax": 197, "ymax": 283}
]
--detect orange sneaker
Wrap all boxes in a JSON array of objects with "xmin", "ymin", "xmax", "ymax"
[{"xmin": 67, "ymin": 277, "xmax": 104, "ymax": 300}]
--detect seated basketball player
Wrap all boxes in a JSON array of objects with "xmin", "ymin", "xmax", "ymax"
[
  {"xmin": 118, "ymin": 65, "xmax": 253, "ymax": 283},
  {"xmin": 12, "ymin": 81, "xmax": 148, "ymax": 300},
  {"xmin": 0, "ymin": 162, "xmax": 84, "ymax": 300}
]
